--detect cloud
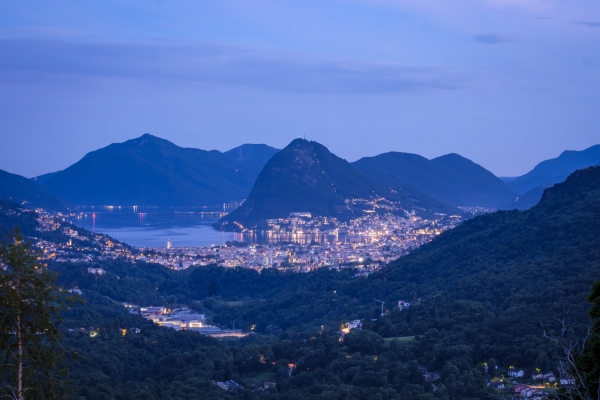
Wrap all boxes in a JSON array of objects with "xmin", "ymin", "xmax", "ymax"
[
  {"xmin": 0, "ymin": 39, "xmax": 469, "ymax": 94},
  {"xmin": 471, "ymin": 34, "xmax": 516, "ymax": 44},
  {"xmin": 571, "ymin": 21, "xmax": 600, "ymax": 28}
]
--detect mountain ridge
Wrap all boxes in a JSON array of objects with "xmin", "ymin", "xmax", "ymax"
[
  {"xmin": 36, "ymin": 134, "xmax": 276, "ymax": 207},
  {"xmin": 352, "ymin": 151, "xmax": 517, "ymax": 208},
  {"xmin": 219, "ymin": 139, "xmax": 457, "ymax": 230},
  {"xmin": 503, "ymin": 144, "xmax": 600, "ymax": 194},
  {"xmin": 0, "ymin": 168, "xmax": 67, "ymax": 211}
]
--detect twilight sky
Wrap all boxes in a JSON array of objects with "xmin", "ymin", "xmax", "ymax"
[{"xmin": 0, "ymin": 0, "xmax": 599, "ymax": 177}]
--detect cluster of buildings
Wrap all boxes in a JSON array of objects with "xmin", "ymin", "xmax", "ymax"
[
  {"xmin": 486, "ymin": 367, "xmax": 576, "ymax": 399},
  {"xmin": 136, "ymin": 204, "xmax": 463, "ymax": 273},
  {"xmin": 29, "ymin": 199, "xmax": 464, "ymax": 275},
  {"xmin": 122, "ymin": 304, "xmax": 247, "ymax": 338},
  {"xmin": 33, "ymin": 210, "xmax": 134, "ymax": 263}
]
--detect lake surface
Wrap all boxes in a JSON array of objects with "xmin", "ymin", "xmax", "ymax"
[
  {"xmin": 68, "ymin": 207, "xmax": 235, "ymax": 248},
  {"xmin": 68, "ymin": 206, "xmax": 369, "ymax": 248}
]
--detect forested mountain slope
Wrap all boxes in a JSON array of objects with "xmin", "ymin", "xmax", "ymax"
[
  {"xmin": 0, "ymin": 168, "xmax": 67, "ymax": 211},
  {"xmin": 3, "ymin": 168, "xmax": 600, "ymax": 399},
  {"xmin": 224, "ymin": 143, "xmax": 280, "ymax": 176},
  {"xmin": 213, "ymin": 167, "xmax": 600, "ymax": 369},
  {"xmin": 503, "ymin": 144, "xmax": 600, "ymax": 194},
  {"xmin": 498, "ymin": 185, "xmax": 546, "ymax": 211},
  {"xmin": 219, "ymin": 139, "xmax": 456, "ymax": 230},
  {"xmin": 36, "ymin": 134, "xmax": 272, "ymax": 207},
  {"xmin": 353, "ymin": 152, "xmax": 517, "ymax": 208}
]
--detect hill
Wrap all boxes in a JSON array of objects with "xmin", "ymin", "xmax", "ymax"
[
  {"xmin": 36, "ymin": 134, "xmax": 267, "ymax": 207},
  {"xmin": 212, "ymin": 167, "xmax": 600, "ymax": 371},
  {"xmin": 0, "ymin": 168, "xmax": 67, "ymax": 211},
  {"xmin": 357, "ymin": 166, "xmax": 600, "ymax": 367},
  {"xmin": 223, "ymin": 143, "xmax": 280, "ymax": 176},
  {"xmin": 4, "ymin": 168, "xmax": 600, "ymax": 398},
  {"xmin": 218, "ymin": 139, "xmax": 456, "ymax": 230},
  {"xmin": 498, "ymin": 185, "xmax": 546, "ymax": 210},
  {"xmin": 352, "ymin": 151, "xmax": 517, "ymax": 208},
  {"xmin": 503, "ymin": 144, "xmax": 600, "ymax": 194}
]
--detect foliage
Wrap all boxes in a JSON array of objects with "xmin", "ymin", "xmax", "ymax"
[
  {"xmin": 575, "ymin": 280, "xmax": 600, "ymax": 399},
  {"xmin": 0, "ymin": 230, "xmax": 70, "ymax": 399},
  {"xmin": 2, "ymin": 166, "xmax": 600, "ymax": 398}
]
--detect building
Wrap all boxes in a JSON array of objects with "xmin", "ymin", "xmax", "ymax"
[
  {"xmin": 398, "ymin": 300, "xmax": 411, "ymax": 310},
  {"xmin": 87, "ymin": 267, "xmax": 106, "ymax": 275},
  {"xmin": 215, "ymin": 380, "xmax": 243, "ymax": 391},
  {"xmin": 490, "ymin": 382, "xmax": 505, "ymax": 389},
  {"xmin": 508, "ymin": 368, "xmax": 525, "ymax": 378}
]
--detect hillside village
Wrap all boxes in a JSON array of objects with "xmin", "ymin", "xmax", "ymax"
[{"xmin": 31, "ymin": 200, "xmax": 466, "ymax": 274}]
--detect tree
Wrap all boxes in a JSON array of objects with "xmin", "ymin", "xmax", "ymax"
[
  {"xmin": 0, "ymin": 230, "xmax": 68, "ymax": 399},
  {"xmin": 576, "ymin": 280, "xmax": 600, "ymax": 399},
  {"xmin": 543, "ymin": 281, "xmax": 600, "ymax": 400}
]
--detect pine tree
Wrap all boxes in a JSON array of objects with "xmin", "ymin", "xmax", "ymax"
[
  {"xmin": 577, "ymin": 280, "xmax": 600, "ymax": 399},
  {"xmin": 0, "ymin": 230, "xmax": 67, "ymax": 400}
]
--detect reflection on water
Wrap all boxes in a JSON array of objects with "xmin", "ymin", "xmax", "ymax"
[
  {"xmin": 68, "ymin": 206, "xmax": 370, "ymax": 248},
  {"xmin": 68, "ymin": 206, "xmax": 234, "ymax": 248},
  {"xmin": 234, "ymin": 232, "xmax": 368, "ymax": 245}
]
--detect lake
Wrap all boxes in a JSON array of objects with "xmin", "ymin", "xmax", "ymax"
[
  {"xmin": 67, "ymin": 207, "xmax": 235, "ymax": 248},
  {"xmin": 67, "ymin": 206, "xmax": 368, "ymax": 248}
]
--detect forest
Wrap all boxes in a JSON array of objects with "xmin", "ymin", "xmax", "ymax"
[{"xmin": 2, "ymin": 167, "xmax": 600, "ymax": 399}]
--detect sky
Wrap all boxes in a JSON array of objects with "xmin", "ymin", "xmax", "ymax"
[{"xmin": 0, "ymin": 0, "xmax": 599, "ymax": 177}]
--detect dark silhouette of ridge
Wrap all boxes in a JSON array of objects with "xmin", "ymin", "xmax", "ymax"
[
  {"xmin": 352, "ymin": 151, "xmax": 517, "ymax": 208},
  {"xmin": 502, "ymin": 144, "xmax": 600, "ymax": 194},
  {"xmin": 218, "ymin": 139, "xmax": 456, "ymax": 230},
  {"xmin": 0, "ymin": 169, "xmax": 67, "ymax": 211},
  {"xmin": 35, "ymin": 134, "xmax": 274, "ymax": 207}
]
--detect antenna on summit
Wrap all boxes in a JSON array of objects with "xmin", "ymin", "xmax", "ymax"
[{"xmin": 303, "ymin": 130, "xmax": 306, "ymax": 140}]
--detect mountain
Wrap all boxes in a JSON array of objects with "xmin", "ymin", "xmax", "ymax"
[
  {"xmin": 6, "ymin": 167, "xmax": 598, "ymax": 398},
  {"xmin": 36, "ymin": 134, "xmax": 272, "ymax": 207},
  {"xmin": 0, "ymin": 169, "xmax": 67, "ymax": 211},
  {"xmin": 360, "ymin": 166, "xmax": 600, "ymax": 367},
  {"xmin": 498, "ymin": 185, "xmax": 546, "ymax": 210},
  {"xmin": 223, "ymin": 144, "xmax": 280, "ymax": 176},
  {"xmin": 213, "ymin": 167, "xmax": 600, "ymax": 374},
  {"xmin": 352, "ymin": 152, "xmax": 517, "ymax": 208},
  {"xmin": 503, "ymin": 144, "xmax": 600, "ymax": 194},
  {"xmin": 218, "ymin": 139, "xmax": 456, "ymax": 230}
]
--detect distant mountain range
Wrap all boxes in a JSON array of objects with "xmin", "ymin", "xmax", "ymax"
[
  {"xmin": 218, "ymin": 139, "xmax": 458, "ymax": 230},
  {"xmin": 0, "ymin": 169, "xmax": 67, "ymax": 211},
  {"xmin": 1, "ymin": 133, "xmax": 597, "ymax": 217},
  {"xmin": 223, "ymin": 144, "xmax": 280, "ymax": 176},
  {"xmin": 499, "ymin": 144, "xmax": 600, "ymax": 210},
  {"xmin": 33, "ymin": 134, "xmax": 279, "ymax": 207},
  {"xmin": 352, "ymin": 152, "xmax": 517, "ymax": 208}
]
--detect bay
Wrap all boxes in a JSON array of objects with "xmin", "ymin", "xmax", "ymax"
[
  {"xmin": 67, "ymin": 206, "xmax": 368, "ymax": 248},
  {"xmin": 68, "ymin": 207, "xmax": 235, "ymax": 248}
]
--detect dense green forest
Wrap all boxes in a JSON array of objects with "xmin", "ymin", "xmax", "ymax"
[{"xmin": 1, "ymin": 166, "xmax": 600, "ymax": 399}]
